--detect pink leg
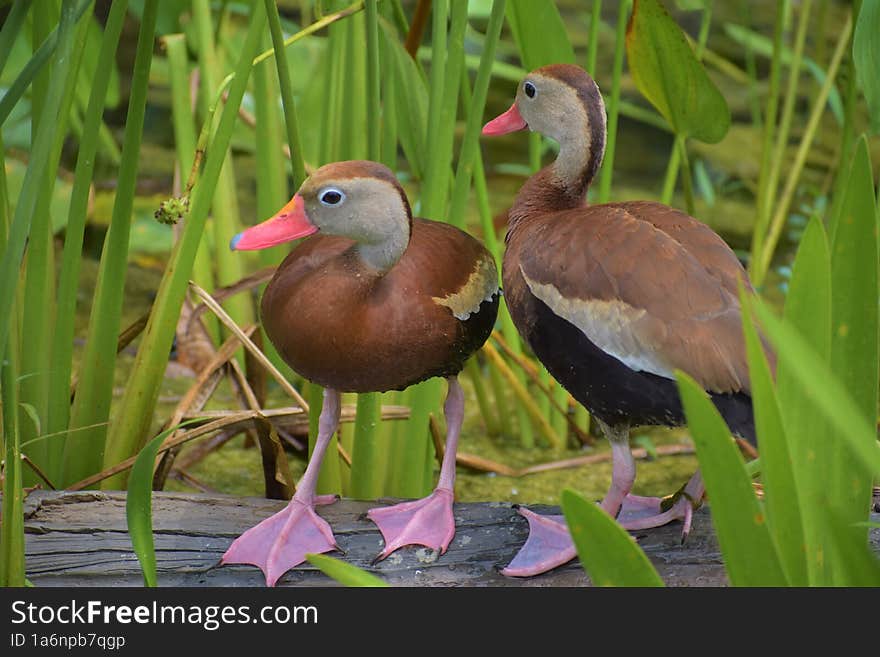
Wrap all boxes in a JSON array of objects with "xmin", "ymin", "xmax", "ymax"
[
  {"xmin": 222, "ymin": 388, "xmax": 342, "ymax": 586},
  {"xmin": 368, "ymin": 377, "xmax": 462, "ymax": 561}
]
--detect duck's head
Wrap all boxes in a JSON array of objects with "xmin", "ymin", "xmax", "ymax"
[
  {"xmin": 482, "ymin": 64, "xmax": 606, "ymax": 153},
  {"xmin": 231, "ymin": 160, "xmax": 412, "ymax": 252}
]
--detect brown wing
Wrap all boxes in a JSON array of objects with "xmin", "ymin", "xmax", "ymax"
[{"xmin": 517, "ymin": 203, "xmax": 754, "ymax": 394}]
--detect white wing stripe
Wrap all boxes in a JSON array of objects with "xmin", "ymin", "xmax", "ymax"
[{"xmin": 521, "ymin": 266, "xmax": 676, "ymax": 380}]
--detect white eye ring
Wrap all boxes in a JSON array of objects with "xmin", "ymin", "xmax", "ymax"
[
  {"xmin": 524, "ymin": 81, "xmax": 537, "ymax": 98},
  {"xmin": 319, "ymin": 187, "xmax": 345, "ymax": 206}
]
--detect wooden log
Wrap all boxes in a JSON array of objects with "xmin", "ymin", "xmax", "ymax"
[{"xmin": 20, "ymin": 490, "xmax": 880, "ymax": 587}]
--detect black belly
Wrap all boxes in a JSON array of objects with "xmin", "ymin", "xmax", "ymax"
[{"xmin": 514, "ymin": 290, "xmax": 755, "ymax": 443}]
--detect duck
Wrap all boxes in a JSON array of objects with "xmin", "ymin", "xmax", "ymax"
[
  {"xmin": 482, "ymin": 64, "xmax": 768, "ymax": 576},
  {"xmin": 221, "ymin": 160, "xmax": 500, "ymax": 586}
]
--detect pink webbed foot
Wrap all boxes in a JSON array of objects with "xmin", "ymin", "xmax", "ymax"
[
  {"xmin": 367, "ymin": 488, "xmax": 455, "ymax": 562},
  {"xmin": 500, "ymin": 508, "xmax": 577, "ymax": 577},
  {"xmin": 222, "ymin": 496, "xmax": 340, "ymax": 587},
  {"xmin": 618, "ymin": 493, "xmax": 697, "ymax": 541}
]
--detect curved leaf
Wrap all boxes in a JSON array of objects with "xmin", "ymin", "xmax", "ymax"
[
  {"xmin": 560, "ymin": 488, "xmax": 664, "ymax": 587},
  {"xmin": 626, "ymin": 0, "xmax": 730, "ymax": 143},
  {"xmin": 676, "ymin": 372, "xmax": 787, "ymax": 586},
  {"xmin": 305, "ymin": 554, "xmax": 389, "ymax": 587}
]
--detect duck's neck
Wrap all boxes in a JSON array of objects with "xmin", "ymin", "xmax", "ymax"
[
  {"xmin": 353, "ymin": 217, "xmax": 411, "ymax": 275},
  {"xmin": 508, "ymin": 96, "xmax": 606, "ymax": 234}
]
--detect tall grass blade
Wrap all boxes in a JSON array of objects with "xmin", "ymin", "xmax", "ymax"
[
  {"xmin": 48, "ymin": 0, "xmax": 129, "ymax": 453},
  {"xmin": 676, "ymin": 371, "xmax": 787, "ymax": 586},
  {"xmin": 264, "ymin": 0, "xmax": 307, "ymax": 188},
  {"xmin": 102, "ymin": 2, "xmax": 268, "ymax": 488},
  {"xmin": 561, "ymin": 489, "xmax": 664, "ymax": 587},
  {"xmin": 193, "ymin": 0, "xmax": 254, "ymax": 332},
  {"xmin": 65, "ymin": 0, "xmax": 159, "ymax": 486},
  {"xmin": 448, "ymin": 0, "xmax": 505, "ymax": 230},
  {"xmin": 20, "ymin": 2, "xmax": 94, "ymax": 485},
  {"xmin": 596, "ymin": 0, "xmax": 630, "ymax": 203},
  {"xmin": 0, "ymin": 0, "xmax": 91, "ymax": 127}
]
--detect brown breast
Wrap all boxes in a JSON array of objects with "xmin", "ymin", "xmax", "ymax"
[{"xmin": 262, "ymin": 219, "xmax": 499, "ymax": 392}]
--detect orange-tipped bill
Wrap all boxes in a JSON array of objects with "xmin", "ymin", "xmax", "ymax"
[
  {"xmin": 230, "ymin": 194, "xmax": 317, "ymax": 251},
  {"xmin": 482, "ymin": 103, "xmax": 527, "ymax": 136}
]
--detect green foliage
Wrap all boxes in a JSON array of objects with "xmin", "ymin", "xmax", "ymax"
[
  {"xmin": 504, "ymin": 0, "xmax": 574, "ymax": 70},
  {"xmin": 305, "ymin": 553, "xmax": 389, "ymax": 587},
  {"xmin": 853, "ymin": 0, "xmax": 880, "ymax": 134},
  {"xmin": 626, "ymin": 0, "xmax": 730, "ymax": 144},
  {"xmin": 561, "ymin": 489, "xmax": 664, "ymax": 587},
  {"xmin": 676, "ymin": 372, "xmax": 787, "ymax": 586}
]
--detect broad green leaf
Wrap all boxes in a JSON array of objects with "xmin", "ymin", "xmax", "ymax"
[
  {"xmin": 626, "ymin": 0, "xmax": 730, "ymax": 143},
  {"xmin": 305, "ymin": 554, "xmax": 390, "ymax": 587},
  {"xmin": 774, "ymin": 216, "xmax": 832, "ymax": 584},
  {"xmin": 505, "ymin": 0, "xmax": 575, "ymax": 70},
  {"xmin": 822, "ymin": 511, "xmax": 880, "ymax": 587},
  {"xmin": 827, "ymin": 137, "xmax": 878, "ymax": 544},
  {"xmin": 741, "ymin": 292, "xmax": 807, "ymax": 586},
  {"xmin": 853, "ymin": 0, "xmax": 880, "ymax": 133},
  {"xmin": 560, "ymin": 489, "xmax": 664, "ymax": 587},
  {"xmin": 753, "ymin": 300, "xmax": 880, "ymax": 479},
  {"xmin": 676, "ymin": 372, "xmax": 787, "ymax": 586}
]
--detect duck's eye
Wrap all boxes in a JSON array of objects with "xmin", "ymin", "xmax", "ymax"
[
  {"xmin": 319, "ymin": 188, "xmax": 345, "ymax": 206},
  {"xmin": 524, "ymin": 81, "xmax": 536, "ymax": 99}
]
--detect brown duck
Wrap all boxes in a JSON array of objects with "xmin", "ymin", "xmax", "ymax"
[
  {"xmin": 483, "ymin": 64, "xmax": 769, "ymax": 576},
  {"xmin": 222, "ymin": 160, "xmax": 499, "ymax": 586}
]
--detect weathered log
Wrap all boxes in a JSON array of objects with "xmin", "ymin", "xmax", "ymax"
[{"xmin": 20, "ymin": 490, "xmax": 880, "ymax": 587}]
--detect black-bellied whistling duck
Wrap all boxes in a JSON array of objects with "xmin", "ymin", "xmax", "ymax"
[
  {"xmin": 221, "ymin": 160, "xmax": 499, "ymax": 586},
  {"xmin": 483, "ymin": 64, "xmax": 767, "ymax": 576}
]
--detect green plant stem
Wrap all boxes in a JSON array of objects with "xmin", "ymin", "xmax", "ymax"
[
  {"xmin": 448, "ymin": 0, "xmax": 506, "ymax": 228},
  {"xmin": 64, "ymin": 0, "xmax": 158, "ymax": 486},
  {"xmin": 596, "ymin": 0, "xmax": 629, "ymax": 203},
  {"xmin": 349, "ymin": 392, "xmax": 384, "ymax": 499},
  {"xmin": 27, "ymin": 3, "xmax": 95, "ymax": 485},
  {"xmin": 193, "ymin": 0, "xmax": 253, "ymax": 332},
  {"xmin": 49, "ymin": 1, "xmax": 127, "ymax": 451},
  {"xmin": 749, "ymin": 0, "xmax": 789, "ymax": 285},
  {"xmin": 264, "ymin": 0, "xmax": 307, "ymax": 188},
  {"xmin": 765, "ymin": 0, "xmax": 813, "ymax": 241},
  {"xmin": 0, "ymin": 336, "xmax": 24, "ymax": 587},
  {"xmin": 365, "ymin": 0, "xmax": 381, "ymax": 160},
  {"xmin": 101, "ymin": 2, "xmax": 268, "ymax": 489},
  {"xmin": 658, "ymin": 1, "xmax": 712, "ymax": 208},
  {"xmin": 755, "ymin": 13, "xmax": 852, "ymax": 284},
  {"xmin": 349, "ymin": 0, "xmax": 384, "ymax": 498},
  {"xmin": 677, "ymin": 134, "xmax": 695, "ymax": 215},
  {"xmin": 164, "ymin": 32, "xmax": 219, "ymax": 344},
  {"xmin": 0, "ymin": 130, "xmax": 25, "ymax": 587},
  {"xmin": 0, "ymin": 1, "xmax": 79, "ymax": 484},
  {"xmin": 586, "ymin": 0, "xmax": 602, "ymax": 73}
]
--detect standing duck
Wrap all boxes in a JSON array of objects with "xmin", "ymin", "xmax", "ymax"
[
  {"xmin": 483, "ymin": 64, "xmax": 766, "ymax": 576},
  {"xmin": 221, "ymin": 160, "xmax": 499, "ymax": 586}
]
